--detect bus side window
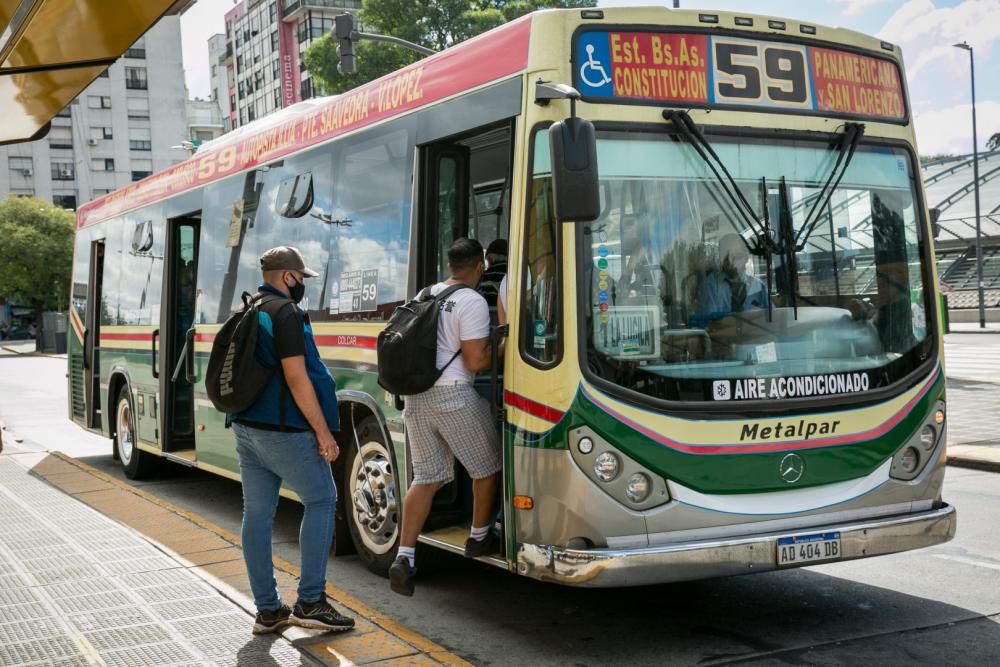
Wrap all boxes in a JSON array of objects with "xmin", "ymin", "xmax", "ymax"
[{"xmin": 522, "ymin": 135, "xmax": 560, "ymax": 366}]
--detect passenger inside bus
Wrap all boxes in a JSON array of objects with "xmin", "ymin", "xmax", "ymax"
[
  {"xmin": 694, "ymin": 233, "xmax": 769, "ymax": 321},
  {"xmin": 479, "ymin": 238, "xmax": 507, "ymax": 318}
]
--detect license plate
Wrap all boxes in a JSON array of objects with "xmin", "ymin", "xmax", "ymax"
[{"xmin": 776, "ymin": 531, "xmax": 842, "ymax": 566}]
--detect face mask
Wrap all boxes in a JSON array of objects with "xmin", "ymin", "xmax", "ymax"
[{"xmin": 285, "ymin": 274, "xmax": 305, "ymax": 304}]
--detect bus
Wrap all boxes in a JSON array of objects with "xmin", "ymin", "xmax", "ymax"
[{"xmin": 68, "ymin": 7, "xmax": 955, "ymax": 587}]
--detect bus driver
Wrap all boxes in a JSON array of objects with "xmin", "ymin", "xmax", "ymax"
[{"xmin": 696, "ymin": 233, "xmax": 769, "ymax": 318}]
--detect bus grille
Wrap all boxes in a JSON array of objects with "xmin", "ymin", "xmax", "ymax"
[{"xmin": 70, "ymin": 354, "xmax": 85, "ymax": 420}]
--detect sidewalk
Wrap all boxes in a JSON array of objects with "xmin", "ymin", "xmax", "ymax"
[
  {"xmin": 944, "ymin": 377, "xmax": 1000, "ymax": 473},
  {"xmin": 0, "ymin": 442, "xmax": 467, "ymax": 667}
]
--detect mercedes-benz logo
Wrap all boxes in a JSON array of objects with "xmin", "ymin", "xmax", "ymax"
[{"xmin": 779, "ymin": 453, "xmax": 805, "ymax": 484}]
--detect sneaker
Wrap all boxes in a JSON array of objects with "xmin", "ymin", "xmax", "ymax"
[
  {"xmin": 389, "ymin": 555, "xmax": 415, "ymax": 597},
  {"xmin": 464, "ymin": 531, "xmax": 499, "ymax": 559},
  {"xmin": 253, "ymin": 603, "xmax": 291, "ymax": 634},
  {"xmin": 289, "ymin": 594, "xmax": 355, "ymax": 632}
]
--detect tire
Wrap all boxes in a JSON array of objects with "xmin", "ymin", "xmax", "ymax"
[
  {"xmin": 114, "ymin": 386, "xmax": 160, "ymax": 480},
  {"xmin": 344, "ymin": 416, "xmax": 400, "ymax": 576}
]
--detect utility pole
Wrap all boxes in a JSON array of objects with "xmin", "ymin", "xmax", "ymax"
[{"xmin": 954, "ymin": 41, "xmax": 985, "ymax": 328}]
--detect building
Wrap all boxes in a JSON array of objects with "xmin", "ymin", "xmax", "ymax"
[
  {"xmin": 0, "ymin": 16, "xmax": 188, "ymax": 211},
  {"xmin": 207, "ymin": 33, "xmax": 232, "ymax": 133},
  {"xmin": 186, "ymin": 99, "xmax": 225, "ymax": 147},
  {"xmin": 924, "ymin": 150, "xmax": 1000, "ymax": 320},
  {"xmin": 218, "ymin": 0, "xmax": 361, "ymax": 131}
]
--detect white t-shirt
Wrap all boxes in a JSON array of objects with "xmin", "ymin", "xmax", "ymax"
[
  {"xmin": 498, "ymin": 275, "xmax": 508, "ymax": 312},
  {"xmin": 430, "ymin": 282, "xmax": 490, "ymax": 383}
]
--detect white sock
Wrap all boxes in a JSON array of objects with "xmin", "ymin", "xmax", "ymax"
[
  {"xmin": 398, "ymin": 546, "xmax": 415, "ymax": 567},
  {"xmin": 470, "ymin": 525, "xmax": 489, "ymax": 541}
]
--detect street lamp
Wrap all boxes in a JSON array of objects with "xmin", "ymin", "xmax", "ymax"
[{"xmin": 953, "ymin": 41, "xmax": 985, "ymax": 328}]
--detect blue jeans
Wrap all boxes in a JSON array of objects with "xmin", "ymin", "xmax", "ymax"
[{"xmin": 232, "ymin": 422, "xmax": 336, "ymax": 611}]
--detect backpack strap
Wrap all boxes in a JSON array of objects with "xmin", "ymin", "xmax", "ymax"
[
  {"xmin": 430, "ymin": 283, "xmax": 471, "ymax": 375},
  {"xmin": 256, "ymin": 294, "xmax": 295, "ymax": 430}
]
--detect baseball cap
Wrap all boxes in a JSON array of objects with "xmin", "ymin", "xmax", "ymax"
[{"xmin": 259, "ymin": 246, "xmax": 319, "ymax": 277}]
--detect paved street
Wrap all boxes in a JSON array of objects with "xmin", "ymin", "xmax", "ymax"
[{"xmin": 2, "ymin": 346, "xmax": 999, "ymax": 665}]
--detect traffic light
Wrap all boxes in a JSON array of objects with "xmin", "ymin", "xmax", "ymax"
[{"xmin": 334, "ymin": 13, "xmax": 357, "ymax": 75}]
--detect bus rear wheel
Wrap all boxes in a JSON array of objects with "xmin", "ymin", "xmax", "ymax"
[
  {"xmin": 345, "ymin": 417, "xmax": 399, "ymax": 576},
  {"xmin": 114, "ymin": 386, "xmax": 159, "ymax": 480}
]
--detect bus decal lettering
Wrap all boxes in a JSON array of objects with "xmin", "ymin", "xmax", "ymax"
[
  {"xmin": 718, "ymin": 373, "xmax": 871, "ymax": 401},
  {"xmin": 740, "ymin": 419, "xmax": 841, "ymax": 442}
]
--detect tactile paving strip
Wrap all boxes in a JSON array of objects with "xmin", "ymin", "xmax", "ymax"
[{"xmin": 0, "ymin": 457, "xmax": 314, "ymax": 666}]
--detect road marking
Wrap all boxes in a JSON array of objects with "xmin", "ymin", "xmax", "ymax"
[{"xmin": 933, "ymin": 553, "xmax": 1000, "ymax": 572}]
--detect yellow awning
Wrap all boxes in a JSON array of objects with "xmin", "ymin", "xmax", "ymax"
[{"xmin": 0, "ymin": 0, "xmax": 193, "ymax": 145}]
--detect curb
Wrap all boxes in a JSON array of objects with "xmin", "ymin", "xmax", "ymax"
[
  {"xmin": 42, "ymin": 450, "xmax": 471, "ymax": 666},
  {"xmin": 947, "ymin": 444, "xmax": 1000, "ymax": 473}
]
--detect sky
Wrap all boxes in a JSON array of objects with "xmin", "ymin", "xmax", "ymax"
[{"xmin": 180, "ymin": 0, "xmax": 1000, "ymax": 156}]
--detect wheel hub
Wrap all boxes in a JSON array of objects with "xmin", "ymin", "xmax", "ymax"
[{"xmin": 351, "ymin": 448, "xmax": 397, "ymax": 549}]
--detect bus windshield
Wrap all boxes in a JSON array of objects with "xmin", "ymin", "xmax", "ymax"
[{"xmin": 544, "ymin": 128, "xmax": 934, "ymax": 404}]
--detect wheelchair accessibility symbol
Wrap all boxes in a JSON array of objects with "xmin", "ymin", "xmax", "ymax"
[{"xmin": 580, "ymin": 44, "xmax": 612, "ymax": 88}]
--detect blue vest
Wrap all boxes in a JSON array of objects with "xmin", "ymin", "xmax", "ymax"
[{"xmin": 231, "ymin": 284, "xmax": 339, "ymax": 432}]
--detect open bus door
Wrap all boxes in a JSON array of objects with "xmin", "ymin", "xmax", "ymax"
[
  {"xmin": 411, "ymin": 126, "xmax": 513, "ymax": 558},
  {"xmin": 159, "ymin": 214, "xmax": 201, "ymax": 464},
  {"xmin": 83, "ymin": 240, "xmax": 105, "ymax": 429}
]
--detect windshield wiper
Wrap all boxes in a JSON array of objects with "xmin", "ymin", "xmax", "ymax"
[
  {"xmin": 793, "ymin": 122, "xmax": 865, "ymax": 250},
  {"xmin": 662, "ymin": 111, "xmax": 768, "ymax": 253}
]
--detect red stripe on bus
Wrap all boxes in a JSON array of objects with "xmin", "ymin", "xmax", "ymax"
[
  {"xmin": 194, "ymin": 333, "xmax": 376, "ymax": 349},
  {"xmin": 75, "ymin": 16, "xmax": 532, "ymax": 229},
  {"xmin": 582, "ymin": 365, "xmax": 941, "ymax": 455},
  {"xmin": 99, "ymin": 332, "xmax": 152, "ymax": 342},
  {"xmin": 504, "ymin": 390, "xmax": 566, "ymax": 424},
  {"xmin": 312, "ymin": 335, "xmax": 377, "ymax": 349}
]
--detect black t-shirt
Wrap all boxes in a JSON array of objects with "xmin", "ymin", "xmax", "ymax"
[{"xmin": 271, "ymin": 303, "xmax": 307, "ymax": 360}]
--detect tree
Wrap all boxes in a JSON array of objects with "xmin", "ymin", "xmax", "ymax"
[
  {"xmin": 0, "ymin": 196, "xmax": 75, "ymax": 328},
  {"xmin": 988, "ymin": 132, "xmax": 1000, "ymax": 152},
  {"xmin": 304, "ymin": 0, "xmax": 596, "ymax": 95}
]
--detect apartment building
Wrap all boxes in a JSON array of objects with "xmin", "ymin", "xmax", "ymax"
[
  {"xmin": 216, "ymin": 0, "xmax": 361, "ymax": 131},
  {"xmin": 0, "ymin": 16, "xmax": 187, "ymax": 210}
]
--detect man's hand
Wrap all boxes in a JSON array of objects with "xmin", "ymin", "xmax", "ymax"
[{"xmin": 317, "ymin": 429, "xmax": 339, "ymax": 463}]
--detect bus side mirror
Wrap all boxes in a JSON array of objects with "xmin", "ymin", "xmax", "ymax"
[
  {"xmin": 535, "ymin": 80, "xmax": 599, "ymax": 223},
  {"xmin": 549, "ymin": 117, "xmax": 599, "ymax": 223},
  {"xmin": 929, "ymin": 207, "xmax": 941, "ymax": 239}
]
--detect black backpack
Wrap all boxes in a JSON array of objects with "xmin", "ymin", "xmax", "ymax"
[
  {"xmin": 205, "ymin": 291, "xmax": 292, "ymax": 414},
  {"xmin": 377, "ymin": 284, "xmax": 468, "ymax": 396}
]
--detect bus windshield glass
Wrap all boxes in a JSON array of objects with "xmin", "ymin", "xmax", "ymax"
[{"xmin": 536, "ymin": 128, "xmax": 933, "ymax": 404}]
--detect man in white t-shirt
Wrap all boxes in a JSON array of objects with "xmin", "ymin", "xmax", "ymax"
[{"xmin": 390, "ymin": 238, "xmax": 501, "ymax": 596}]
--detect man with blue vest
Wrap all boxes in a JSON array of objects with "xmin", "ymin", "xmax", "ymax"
[{"xmin": 229, "ymin": 246, "xmax": 354, "ymax": 635}]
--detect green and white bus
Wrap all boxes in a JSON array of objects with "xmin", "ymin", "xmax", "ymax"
[{"xmin": 69, "ymin": 7, "xmax": 954, "ymax": 586}]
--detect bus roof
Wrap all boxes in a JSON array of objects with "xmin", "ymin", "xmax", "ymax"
[{"xmin": 76, "ymin": 13, "xmax": 532, "ymax": 229}]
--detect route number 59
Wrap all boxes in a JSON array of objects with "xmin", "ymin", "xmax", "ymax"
[{"xmin": 713, "ymin": 38, "xmax": 811, "ymax": 109}]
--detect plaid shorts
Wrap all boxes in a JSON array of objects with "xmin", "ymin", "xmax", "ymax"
[{"xmin": 404, "ymin": 383, "xmax": 501, "ymax": 485}]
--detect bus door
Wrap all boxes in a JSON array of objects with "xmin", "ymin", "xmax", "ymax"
[
  {"xmin": 414, "ymin": 124, "xmax": 513, "ymax": 543},
  {"xmin": 160, "ymin": 214, "xmax": 200, "ymax": 459},
  {"xmin": 84, "ymin": 239, "xmax": 105, "ymax": 429}
]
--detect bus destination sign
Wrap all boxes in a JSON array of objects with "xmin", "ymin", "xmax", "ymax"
[{"xmin": 574, "ymin": 30, "xmax": 905, "ymax": 121}]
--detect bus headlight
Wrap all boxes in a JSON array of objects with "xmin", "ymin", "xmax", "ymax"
[
  {"xmin": 577, "ymin": 437, "xmax": 594, "ymax": 455},
  {"xmin": 919, "ymin": 425, "xmax": 936, "ymax": 452},
  {"xmin": 625, "ymin": 473, "xmax": 651, "ymax": 503},
  {"xmin": 899, "ymin": 446, "xmax": 920, "ymax": 474},
  {"xmin": 594, "ymin": 452, "xmax": 620, "ymax": 482}
]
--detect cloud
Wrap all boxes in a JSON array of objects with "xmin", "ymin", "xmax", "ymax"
[
  {"xmin": 878, "ymin": 0, "xmax": 1000, "ymax": 78},
  {"xmin": 829, "ymin": 0, "xmax": 895, "ymax": 16},
  {"xmin": 914, "ymin": 100, "xmax": 1000, "ymax": 155}
]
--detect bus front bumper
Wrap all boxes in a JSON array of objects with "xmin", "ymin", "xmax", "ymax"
[{"xmin": 515, "ymin": 504, "xmax": 956, "ymax": 587}]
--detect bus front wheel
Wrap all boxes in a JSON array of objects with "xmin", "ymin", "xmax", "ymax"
[
  {"xmin": 114, "ymin": 386, "xmax": 159, "ymax": 480},
  {"xmin": 345, "ymin": 416, "xmax": 399, "ymax": 576}
]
